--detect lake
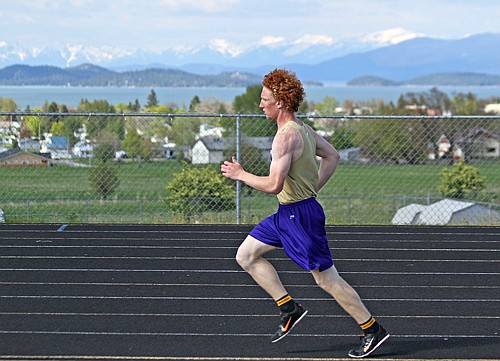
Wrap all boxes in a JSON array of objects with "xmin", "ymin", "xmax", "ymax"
[{"xmin": 1, "ymin": 84, "xmax": 499, "ymax": 110}]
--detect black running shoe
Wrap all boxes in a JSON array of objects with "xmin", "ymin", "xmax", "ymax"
[
  {"xmin": 348, "ymin": 325, "xmax": 390, "ymax": 358},
  {"xmin": 270, "ymin": 303, "xmax": 308, "ymax": 343}
]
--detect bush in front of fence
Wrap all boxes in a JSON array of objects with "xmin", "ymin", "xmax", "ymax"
[{"xmin": 165, "ymin": 164, "xmax": 235, "ymax": 220}]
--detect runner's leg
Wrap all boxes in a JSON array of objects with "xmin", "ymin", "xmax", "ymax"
[
  {"xmin": 311, "ymin": 265, "xmax": 371, "ymax": 323},
  {"xmin": 236, "ymin": 235, "xmax": 288, "ymax": 300}
]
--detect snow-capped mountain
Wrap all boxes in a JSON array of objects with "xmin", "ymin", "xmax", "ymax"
[
  {"xmin": 1, "ymin": 30, "xmax": 499, "ymax": 83},
  {"xmin": 0, "ymin": 28, "xmax": 424, "ymax": 70}
]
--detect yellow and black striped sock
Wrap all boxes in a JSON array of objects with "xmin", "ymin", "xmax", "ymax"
[
  {"xmin": 360, "ymin": 316, "xmax": 380, "ymax": 334},
  {"xmin": 276, "ymin": 294, "xmax": 295, "ymax": 313}
]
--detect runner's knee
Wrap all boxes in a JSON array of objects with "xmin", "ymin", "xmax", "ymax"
[{"xmin": 235, "ymin": 246, "xmax": 253, "ymax": 270}]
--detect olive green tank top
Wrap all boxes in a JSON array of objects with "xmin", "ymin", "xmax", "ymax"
[{"xmin": 277, "ymin": 121, "xmax": 319, "ymax": 204}]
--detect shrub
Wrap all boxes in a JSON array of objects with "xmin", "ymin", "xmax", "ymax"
[
  {"xmin": 438, "ymin": 161, "xmax": 485, "ymax": 199},
  {"xmin": 166, "ymin": 165, "xmax": 235, "ymax": 218},
  {"xmin": 89, "ymin": 163, "xmax": 120, "ymax": 200}
]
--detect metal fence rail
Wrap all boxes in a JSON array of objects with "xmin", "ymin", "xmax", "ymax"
[{"xmin": 0, "ymin": 112, "xmax": 499, "ymax": 225}]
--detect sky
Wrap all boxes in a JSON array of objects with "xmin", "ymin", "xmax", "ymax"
[{"xmin": 1, "ymin": 0, "xmax": 500, "ymax": 53}]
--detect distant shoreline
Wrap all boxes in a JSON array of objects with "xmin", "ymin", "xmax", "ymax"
[{"xmin": 2, "ymin": 84, "xmax": 499, "ymax": 110}]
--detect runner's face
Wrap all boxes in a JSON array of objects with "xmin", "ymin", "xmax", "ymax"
[{"xmin": 260, "ymin": 86, "xmax": 279, "ymax": 119}]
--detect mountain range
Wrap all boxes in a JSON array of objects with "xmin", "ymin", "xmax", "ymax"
[{"xmin": 0, "ymin": 32, "xmax": 499, "ymax": 84}]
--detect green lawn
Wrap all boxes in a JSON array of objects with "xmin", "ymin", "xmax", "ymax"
[{"xmin": 0, "ymin": 160, "xmax": 498, "ymax": 224}]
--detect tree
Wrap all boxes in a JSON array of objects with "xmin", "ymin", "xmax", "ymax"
[
  {"xmin": 330, "ymin": 126, "xmax": 356, "ymax": 150},
  {"xmin": 122, "ymin": 129, "xmax": 143, "ymax": 159},
  {"xmin": 228, "ymin": 85, "xmax": 276, "ymax": 137},
  {"xmin": 451, "ymin": 92, "xmax": 479, "ymax": 115},
  {"xmin": 94, "ymin": 143, "xmax": 115, "ymax": 162},
  {"xmin": 233, "ymin": 85, "xmax": 261, "ymax": 114},
  {"xmin": 0, "ymin": 97, "xmax": 17, "ymax": 111},
  {"xmin": 315, "ymin": 96, "xmax": 340, "ymax": 115},
  {"xmin": 89, "ymin": 163, "xmax": 120, "ymax": 200},
  {"xmin": 78, "ymin": 99, "xmax": 116, "ymax": 139},
  {"xmin": 23, "ymin": 115, "xmax": 46, "ymax": 138},
  {"xmin": 353, "ymin": 118, "xmax": 428, "ymax": 163},
  {"xmin": 78, "ymin": 99, "xmax": 116, "ymax": 113},
  {"xmin": 166, "ymin": 117, "xmax": 201, "ymax": 147},
  {"xmin": 146, "ymin": 89, "xmax": 158, "ymax": 108},
  {"xmin": 189, "ymin": 95, "xmax": 201, "ymax": 112},
  {"xmin": 122, "ymin": 129, "xmax": 152, "ymax": 160}
]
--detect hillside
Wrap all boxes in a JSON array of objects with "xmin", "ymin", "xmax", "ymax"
[
  {"xmin": 0, "ymin": 33, "xmax": 498, "ymax": 84},
  {"xmin": 0, "ymin": 64, "xmax": 261, "ymax": 87},
  {"xmin": 347, "ymin": 72, "xmax": 500, "ymax": 86}
]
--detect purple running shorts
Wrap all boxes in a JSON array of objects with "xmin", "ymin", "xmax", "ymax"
[{"xmin": 249, "ymin": 197, "xmax": 333, "ymax": 272}]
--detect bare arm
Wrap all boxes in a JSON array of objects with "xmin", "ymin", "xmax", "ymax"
[
  {"xmin": 221, "ymin": 128, "xmax": 300, "ymax": 194},
  {"xmin": 312, "ymin": 129, "xmax": 340, "ymax": 191}
]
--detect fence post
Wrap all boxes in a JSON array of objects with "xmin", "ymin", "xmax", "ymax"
[{"xmin": 236, "ymin": 114, "xmax": 241, "ymax": 224}]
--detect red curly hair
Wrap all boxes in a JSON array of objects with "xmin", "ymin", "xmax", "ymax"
[{"xmin": 262, "ymin": 69, "xmax": 305, "ymax": 112}]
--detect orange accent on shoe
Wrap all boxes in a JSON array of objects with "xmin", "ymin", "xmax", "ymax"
[{"xmin": 281, "ymin": 318, "xmax": 292, "ymax": 332}]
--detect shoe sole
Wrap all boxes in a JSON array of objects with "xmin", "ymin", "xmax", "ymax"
[
  {"xmin": 348, "ymin": 333, "xmax": 390, "ymax": 358},
  {"xmin": 271, "ymin": 310, "xmax": 308, "ymax": 343}
]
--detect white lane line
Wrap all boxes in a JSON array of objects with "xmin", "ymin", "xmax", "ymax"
[
  {"xmin": 0, "ymin": 242, "xmax": 500, "ymax": 252},
  {"xmin": 0, "ymin": 268, "xmax": 498, "ymax": 275},
  {"xmin": 0, "ymin": 312, "xmax": 498, "ymax": 319},
  {"xmin": 0, "ymin": 330, "xmax": 497, "ymax": 339},
  {"xmin": 1, "ymin": 295, "xmax": 499, "ymax": 302},
  {"xmin": 0, "ymin": 256, "xmax": 498, "ymax": 263},
  {"xmin": 1, "ymin": 281, "xmax": 497, "ymax": 289}
]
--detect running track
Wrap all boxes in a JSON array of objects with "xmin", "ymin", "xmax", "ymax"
[{"xmin": 0, "ymin": 224, "xmax": 498, "ymax": 360}]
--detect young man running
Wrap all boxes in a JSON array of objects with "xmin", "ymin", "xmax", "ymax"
[{"xmin": 221, "ymin": 68, "xmax": 389, "ymax": 358}]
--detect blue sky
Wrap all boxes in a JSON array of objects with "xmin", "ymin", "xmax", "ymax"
[{"xmin": 1, "ymin": 0, "xmax": 499, "ymax": 53}]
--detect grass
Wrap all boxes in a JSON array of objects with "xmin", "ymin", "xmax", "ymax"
[{"xmin": 0, "ymin": 160, "xmax": 498, "ymax": 224}]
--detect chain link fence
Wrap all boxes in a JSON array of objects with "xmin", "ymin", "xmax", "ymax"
[{"xmin": 0, "ymin": 112, "xmax": 499, "ymax": 225}]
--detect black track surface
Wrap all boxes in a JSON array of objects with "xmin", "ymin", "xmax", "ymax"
[{"xmin": 0, "ymin": 224, "xmax": 498, "ymax": 361}]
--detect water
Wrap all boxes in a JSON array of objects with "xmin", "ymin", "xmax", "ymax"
[{"xmin": 1, "ymin": 84, "xmax": 499, "ymax": 110}]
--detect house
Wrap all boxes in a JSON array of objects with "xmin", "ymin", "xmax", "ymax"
[
  {"xmin": 437, "ymin": 134, "xmax": 451, "ymax": 159},
  {"xmin": 41, "ymin": 135, "xmax": 70, "ymax": 159},
  {"xmin": 198, "ymin": 124, "xmax": 224, "ymax": 139},
  {"xmin": 73, "ymin": 140, "xmax": 94, "ymax": 158},
  {"xmin": 0, "ymin": 120, "xmax": 20, "ymax": 145},
  {"xmin": 191, "ymin": 137, "xmax": 273, "ymax": 165},
  {"xmin": 0, "ymin": 149, "xmax": 51, "ymax": 167},
  {"xmin": 428, "ymin": 128, "xmax": 499, "ymax": 161},
  {"xmin": 392, "ymin": 199, "xmax": 500, "ymax": 225},
  {"xmin": 19, "ymin": 138, "xmax": 41, "ymax": 151},
  {"xmin": 191, "ymin": 137, "xmax": 229, "ymax": 164},
  {"xmin": 454, "ymin": 127, "xmax": 499, "ymax": 159},
  {"xmin": 338, "ymin": 147, "xmax": 361, "ymax": 163},
  {"xmin": 484, "ymin": 103, "xmax": 500, "ymax": 114},
  {"xmin": 162, "ymin": 142, "xmax": 177, "ymax": 159}
]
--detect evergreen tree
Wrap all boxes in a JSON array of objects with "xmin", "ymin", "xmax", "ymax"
[{"xmin": 147, "ymin": 89, "xmax": 158, "ymax": 108}]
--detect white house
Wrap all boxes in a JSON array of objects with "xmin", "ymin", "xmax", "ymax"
[
  {"xmin": 73, "ymin": 140, "xmax": 94, "ymax": 158},
  {"xmin": 41, "ymin": 135, "xmax": 70, "ymax": 159},
  {"xmin": 485, "ymin": 103, "xmax": 500, "ymax": 114},
  {"xmin": 455, "ymin": 127, "xmax": 499, "ymax": 159},
  {"xmin": 191, "ymin": 137, "xmax": 273, "ymax": 165},
  {"xmin": 191, "ymin": 137, "xmax": 229, "ymax": 164},
  {"xmin": 198, "ymin": 124, "xmax": 224, "ymax": 139}
]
